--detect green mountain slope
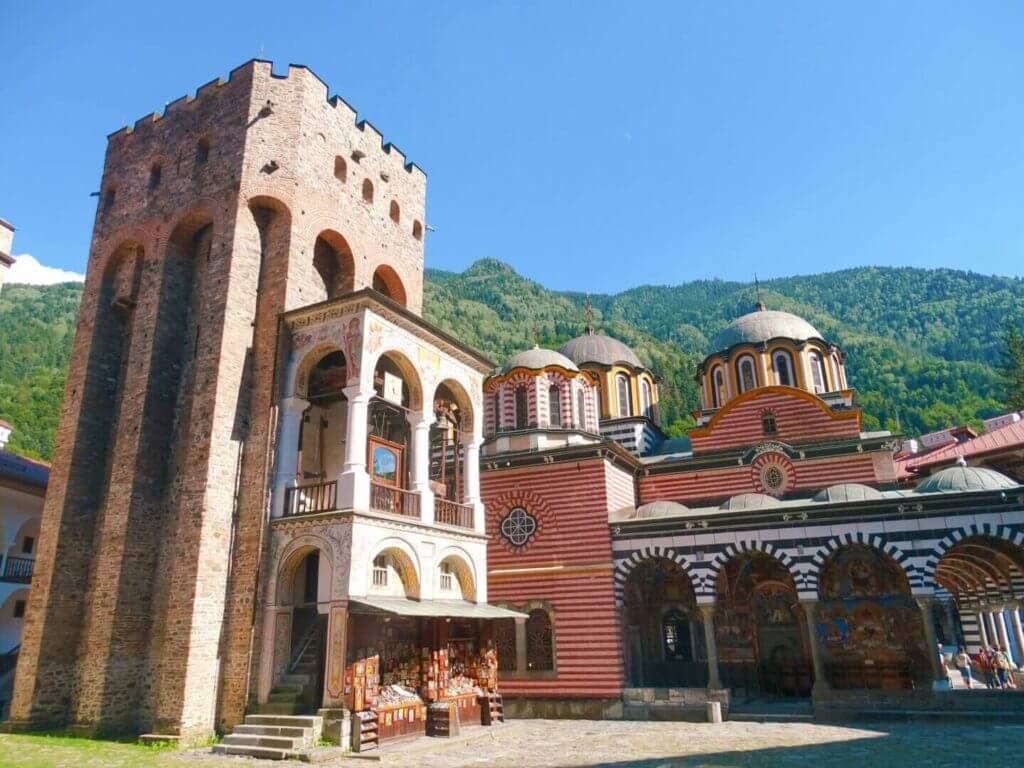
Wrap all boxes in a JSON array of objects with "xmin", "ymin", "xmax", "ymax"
[{"xmin": 2, "ymin": 261, "xmax": 1020, "ymax": 460}]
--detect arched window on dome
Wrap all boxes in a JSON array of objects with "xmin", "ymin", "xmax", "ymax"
[
  {"xmin": 711, "ymin": 366, "xmax": 726, "ymax": 408},
  {"xmin": 514, "ymin": 386, "xmax": 529, "ymax": 429},
  {"xmin": 548, "ymin": 384, "xmax": 562, "ymax": 427},
  {"xmin": 491, "ymin": 392, "xmax": 501, "ymax": 432},
  {"xmin": 830, "ymin": 354, "xmax": 843, "ymax": 390},
  {"xmin": 772, "ymin": 350, "xmax": 795, "ymax": 387},
  {"xmin": 641, "ymin": 379, "xmax": 654, "ymax": 420},
  {"xmin": 809, "ymin": 351, "xmax": 828, "ymax": 394},
  {"xmin": 577, "ymin": 388, "xmax": 587, "ymax": 430},
  {"xmin": 616, "ymin": 374, "xmax": 632, "ymax": 417},
  {"xmin": 736, "ymin": 355, "xmax": 757, "ymax": 393}
]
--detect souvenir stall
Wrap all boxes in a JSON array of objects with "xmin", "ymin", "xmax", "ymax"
[{"xmin": 345, "ymin": 603, "xmax": 514, "ymax": 751}]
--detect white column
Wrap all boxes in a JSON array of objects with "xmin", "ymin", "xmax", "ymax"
[
  {"xmin": 801, "ymin": 599, "xmax": 830, "ymax": 694},
  {"xmin": 916, "ymin": 595, "xmax": 950, "ymax": 691},
  {"xmin": 338, "ymin": 384, "xmax": 374, "ymax": 510},
  {"xmin": 978, "ymin": 611, "xmax": 990, "ymax": 648},
  {"xmin": 408, "ymin": 410, "xmax": 435, "ymax": 525},
  {"xmin": 1010, "ymin": 605, "xmax": 1024, "ymax": 668},
  {"xmin": 995, "ymin": 608, "xmax": 1012, "ymax": 656},
  {"xmin": 463, "ymin": 438, "xmax": 484, "ymax": 534},
  {"xmin": 271, "ymin": 396, "xmax": 309, "ymax": 518},
  {"xmin": 985, "ymin": 611, "xmax": 999, "ymax": 648},
  {"xmin": 699, "ymin": 604, "xmax": 723, "ymax": 690}
]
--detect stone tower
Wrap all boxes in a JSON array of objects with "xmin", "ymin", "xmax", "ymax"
[{"xmin": 10, "ymin": 60, "xmax": 428, "ymax": 740}]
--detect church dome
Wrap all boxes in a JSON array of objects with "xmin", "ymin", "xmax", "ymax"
[
  {"xmin": 710, "ymin": 308, "xmax": 823, "ymax": 354},
  {"xmin": 914, "ymin": 466, "xmax": 1019, "ymax": 494},
  {"xmin": 718, "ymin": 493, "xmax": 782, "ymax": 511},
  {"xmin": 813, "ymin": 483, "xmax": 884, "ymax": 503},
  {"xmin": 496, "ymin": 346, "xmax": 578, "ymax": 376},
  {"xmin": 559, "ymin": 332, "xmax": 643, "ymax": 368},
  {"xmin": 634, "ymin": 500, "xmax": 690, "ymax": 519}
]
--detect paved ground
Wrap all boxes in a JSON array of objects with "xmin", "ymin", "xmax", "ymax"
[{"xmin": 2, "ymin": 719, "xmax": 1021, "ymax": 767}]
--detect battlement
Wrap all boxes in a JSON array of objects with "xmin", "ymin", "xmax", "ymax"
[{"xmin": 107, "ymin": 60, "xmax": 425, "ymax": 181}]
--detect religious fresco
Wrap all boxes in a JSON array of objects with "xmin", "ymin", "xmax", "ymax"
[
  {"xmin": 714, "ymin": 554, "xmax": 806, "ymax": 665},
  {"xmin": 816, "ymin": 545, "xmax": 927, "ymax": 685}
]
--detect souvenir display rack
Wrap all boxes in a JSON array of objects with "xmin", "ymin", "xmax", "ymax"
[
  {"xmin": 350, "ymin": 710, "xmax": 379, "ymax": 753},
  {"xmin": 480, "ymin": 692, "xmax": 504, "ymax": 725}
]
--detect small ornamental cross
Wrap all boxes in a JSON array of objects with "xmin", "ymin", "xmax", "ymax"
[{"xmin": 583, "ymin": 296, "xmax": 595, "ymax": 334}]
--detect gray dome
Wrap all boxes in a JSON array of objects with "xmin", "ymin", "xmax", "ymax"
[
  {"xmin": 813, "ymin": 483, "xmax": 884, "ymax": 503},
  {"xmin": 634, "ymin": 501, "xmax": 690, "ymax": 519},
  {"xmin": 719, "ymin": 493, "xmax": 782, "ymax": 511},
  {"xmin": 710, "ymin": 309, "xmax": 823, "ymax": 354},
  {"xmin": 559, "ymin": 333, "xmax": 642, "ymax": 368},
  {"xmin": 914, "ymin": 466, "xmax": 1019, "ymax": 494},
  {"xmin": 496, "ymin": 347, "xmax": 578, "ymax": 376}
]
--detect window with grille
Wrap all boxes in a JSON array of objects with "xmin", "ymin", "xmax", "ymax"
[
  {"xmin": 514, "ymin": 387, "xmax": 529, "ymax": 429},
  {"xmin": 616, "ymin": 374, "xmax": 631, "ymax": 417},
  {"xmin": 526, "ymin": 609, "xmax": 554, "ymax": 671},
  {"xmin": 762, "ymin": 411, "xmax": 778, "ymax": 435},
  {"xmin": 494, "ymin": 619, "xmax": 516, "ymax": 672},
  {"xmin": 737, "ymin": 356, "xmax": 757, "ymax": 393},
  {"xmin": 773, "ymin": 351, "xmax": 794, "ymax": 387},
  {"xmin": 372, "ymin": 555, "xmax": 388, "ymax": 587},
  {"xmin": 440, "ymin": 562, "xmax": 453, "ymax": 592}
]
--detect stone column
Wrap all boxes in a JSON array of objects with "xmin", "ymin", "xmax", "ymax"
[
  {"xmin": 321, "ymin": 602, "xmax": 349, "ymax": 708},
  {"xmin": 1010, "ymin": 605, "xmax": 1024, "ymax": 668},
  {"xmin": 338, "ymin": 385, "xmax": 374, "ymax": 510},
  {"xmin": 514, "ymin": 616, "xmax": 528, "ymax": 673},
  {"xmin": 699, "ymin": 605, "xmax": 723, "ymax": 690},
  {"xmin": 916, "ymin": 596, "xmax": 950, "ymax": 691},
  {"xmin": 985, "ymin": 611, "xmax": 999, "ymax": 647},
  {"xmin": 270, "ymin": 396, "xmax": 309, "ymax": 518},
  {"xmin": 800, "ymin": 600, "xmax": 830, "ymax": 694},
  {"xmin": 407, "ymin": 410, "xmax": 435, "ymax": 525},
  {"xmin": 995, "ymin": 608, "xmax": 1012, "ymax": 655},
  {"xmin": 463, "ymin": 438, "xmax": 484, "ymax": 534},
  {"xmin": 978, "ymin": 611, "xmax": 990, "ymax": 648}
]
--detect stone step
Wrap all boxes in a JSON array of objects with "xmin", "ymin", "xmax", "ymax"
[
  {"xmin": 255, "ymin": 702, "xmax": 308, "ymax": 715},
  {"xmin": 212, "ymin": 743, "xmax": 295, "ymax": 760},
  {"xmin": 234, "ymin": 723, "xmax": 311, "ymax": 739},
  {"xmin": 246, "ymin": 714, "xmax": 323, "ymax": 729},
  {"xmin": 272, "ymin": 683, "xmax": 305, "ymax": 694},
  {"xmin": 278, "ymin": 674, "xmax": 312, "ymax": 686},
  {"xmin": 268, "ymin": 696, "xmax": 303, "ymax": 708},
  {"xmin": 223, "ymin": 734, "xmax": 303, "ymax": 750}
]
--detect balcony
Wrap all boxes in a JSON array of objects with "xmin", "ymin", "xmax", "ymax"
[
  {"xmin": 284, "ymin": 480, "xmax": 338, "ymax": 517},
  {"xmin": 434, "ymin": 498, "xmax": 474, "ymax": 530},
  {"xmin": 2, "ymin": 555, "xmax": 34, "ymax": 584},
  {"xmin": 370, "ymin": 482, "xmax": 420, "ymax": 519}
]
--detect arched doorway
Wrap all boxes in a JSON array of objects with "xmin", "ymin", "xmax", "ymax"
[
  {"xmin": 622, "ymin": 557, "xmax": 706, "ymax": 687},
  {"xmin": 273, "ymin": 546, "xmax": 331, "ymax": 712},
  {"xmin": 818, "ymin": 544, "xmax": 925, "ymax": 689},
  {"xmin": 714, "ymin": 553, "xmax": 811, "ymax": 698}
]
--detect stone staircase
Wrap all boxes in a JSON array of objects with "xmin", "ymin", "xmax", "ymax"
[
  {"xmin": 212, "ymin": 714, "xmax": 323, "ymax": 760},
  {"xmin": 214, "ymin": 618, "xmax": 327, "ymax": 759}
]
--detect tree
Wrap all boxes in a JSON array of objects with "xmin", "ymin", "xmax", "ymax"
[{"xmin": 1002, "ymin": 320, "xmax": 1024, "ymax": 412}]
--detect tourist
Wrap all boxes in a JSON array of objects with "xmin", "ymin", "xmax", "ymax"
[
  {"xmin": 994, "ymin": 646, "xmax": 1012, "ymax": 690},
  {"xmin": 978, "ymin": 648, "xmax": 997, "ymax": 689},
  {"xmin": 955, "ymin": 647, "xmax": 974, "ymax": 689}
]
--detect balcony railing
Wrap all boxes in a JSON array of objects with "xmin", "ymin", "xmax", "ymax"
[
  {"xmin": 2, "ymin": 556, "xmax": 34, "ymax": 584},
  {"xmin": 370, "ymin": 482, "xmax": 420, "ymax": 519},
  {"xmin": 434, "ymin": 498, "xmax": 474, "ymax": 529},
  {"xmin": 284, "ymin": 480, "xmax": 337, "ymax": 517}
]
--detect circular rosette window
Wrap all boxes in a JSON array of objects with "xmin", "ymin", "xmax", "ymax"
[
  {"xmin": 499, "ymin": 506, "xmax": 538, "ymax": 548},
  {"xmin": 750, "ymin": 452, "xmax": 795, "ymax": 497}
]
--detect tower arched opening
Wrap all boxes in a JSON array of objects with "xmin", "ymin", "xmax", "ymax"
[
  {"xmin": 371, "ymin": 265, "xmax": 407, "ymax": 307},
  {"xmin": 312, "ymin": 230, "xmax": 355, "ymax": 301}
]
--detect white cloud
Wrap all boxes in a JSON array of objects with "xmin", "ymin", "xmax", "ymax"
[{"xmin": 6, "ymin": 254, "xmax": 85, "ymax": 285}]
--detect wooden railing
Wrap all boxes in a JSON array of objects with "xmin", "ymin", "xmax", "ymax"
[
  {"xmin": 284, "ymin": 481, "xmax": 337, "ymax": 517},
  {"xmin": 435, "ymin": 498, "xmax": 474, "ymax": 529},
  {"xmin": 1, "ymin": 556, "xmax": 34, "ymax": 584},
  {"xmin": 370, "ymin": 482, "xmax": 420, "ymax": 519}
]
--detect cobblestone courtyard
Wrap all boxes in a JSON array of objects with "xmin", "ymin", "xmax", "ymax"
[{"xmin": 4, "ymin": 718, "xmax": 1019, "ymax": 768}]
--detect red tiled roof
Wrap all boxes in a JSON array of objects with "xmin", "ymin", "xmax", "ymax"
[{"xmin": 898, "ymin": 419, "xmax": 1024, "ymax": 476}]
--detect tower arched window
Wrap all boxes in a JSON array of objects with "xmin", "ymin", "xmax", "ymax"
[
  {"xmin": 831, "ymin": 355, "xmax": 843, "ymax": 390},
  {"xmin": 616, "ymin": 374, "xmax": 632, "ymax": 417},
  {"xmin": 389, "ymin": 200, "xmax": 400, "ymax": 223},
  {"xmin": 514, "ymin": 386, "xmax": 529, "ymax": 430},
  {"xmin": 362, "ymin": 178, "xmax": 374, "ymax": 203},
  {"xmin": 548, "ymin": 384, "xmax": 562, "ymax": 427},
  {"xmin": 809, "ymin": 351, "xmax": 827, "ymax": 394},
  {"xmin": 641, "ymin": 379, "xmax": 653, "ymax": 420},
  {"xmin": 772, "ymin": 350, "xmax": 795, "ymax": 387},
  {"xmin": 737, "ymin": 356, "xmax": 757, "ymax": 393},
  {"xmin": 712, "ymin": 366, "xmax": 726, "ymax": 408},
  {"xmin": 334, "ymin": 156, "xmax": 347, "ymax": 183}
]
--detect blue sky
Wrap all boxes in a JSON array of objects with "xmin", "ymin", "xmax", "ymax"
[{"xmin": 2, "ymin": 1, "xmax": 1022, "ymax": 292}]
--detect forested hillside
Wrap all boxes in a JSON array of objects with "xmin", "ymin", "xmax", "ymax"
[{"xmin": 2, "ymin": 262, "xmax": 1021, "ymax": 460}]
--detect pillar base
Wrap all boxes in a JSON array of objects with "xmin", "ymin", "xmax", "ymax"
[
  {"xmin": 931, "ymin": 678, "xmax": 952, "ymax": 692},
  {"xmin": 337, "ymin": 469, "xmax": 369, "ymax": 510},
  {"xmin": 318, "ymin": 707, "xmax": 351, "ymax": 746}
]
